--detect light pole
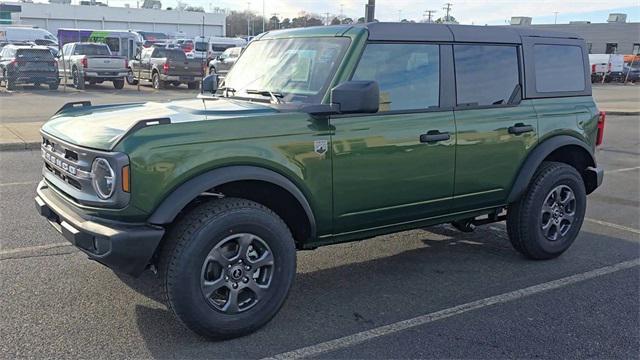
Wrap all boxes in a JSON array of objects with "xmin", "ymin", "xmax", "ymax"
[
  {"xmin": 247, "ymin": 2, "xmax": 251, "ymax": 37},
  {"xmin": 553, "ymin": 11, "xmax": 559, "ymax": 24}
]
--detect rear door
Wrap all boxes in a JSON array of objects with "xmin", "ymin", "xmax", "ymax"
[
  {"xmin": 331, "ymin": 42, "xmax": 456, "ymax": 234},
  {"xmin": 451, "ymin": 44, "xmax": 538, "ymax": 211}
]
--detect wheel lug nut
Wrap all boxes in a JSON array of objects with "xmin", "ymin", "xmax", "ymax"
[
  {"xmin": 245, "ymin": 266, "xmax": 251, "ymax": 270},
  {"xmin": 227, "ymin": 264, "xmax": 232, "ymax": 268},
  {"xmin": 243, "ymin": 277, "xmax": 249, "ymax": 283},
  {"xmin": 238, "ymin": 259, "xmax": 243, "ymax": 263},
  {"xmin": 225, "ymin": 276, "xmax": 229, "ymax": 281},
  {"xmin": 232, "ymin": 283, "xmax": 238, "ymax": 289}
]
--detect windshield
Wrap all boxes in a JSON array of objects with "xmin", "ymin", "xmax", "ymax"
[{"xmin": 222, "ymin": 37, "xmax": 350, "ymax": 104}]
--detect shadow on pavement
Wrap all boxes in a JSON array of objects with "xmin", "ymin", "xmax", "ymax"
[{"xmin": 126, "ymin": 226, "xmax": 638, "ymax": 359}]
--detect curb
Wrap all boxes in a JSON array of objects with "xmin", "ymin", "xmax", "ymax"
[{"xmin": 0, "ymin": 141, "xmax": 41, "ymax": 152}]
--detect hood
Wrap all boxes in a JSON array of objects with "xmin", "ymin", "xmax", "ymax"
[{"xmin": 41, "ymin": 98, "xmax": 278, "ymax": 150}]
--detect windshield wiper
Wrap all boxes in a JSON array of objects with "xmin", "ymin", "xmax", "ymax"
[{"xmin": 245, "ymin": 89, "xmax": 284, "ymax": 104}]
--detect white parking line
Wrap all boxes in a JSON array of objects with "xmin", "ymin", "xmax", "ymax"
[
  {"xmin": 0, "ymin": 242, "xmax": 71, "ymax": 256},
  {"xmin": 0, "ymin": 180, "xmax": 38, "ymax": 188},
  {"xmin": 585, "ymin": 218, "xmax": 640, "ymax": 235},
  {"xmin": 606, "ymin": 166, "xmax": 640, "ymax": 173},
  {"xmin": 266, "ymin": 259, "xmax": 640, "ymax": 360}
]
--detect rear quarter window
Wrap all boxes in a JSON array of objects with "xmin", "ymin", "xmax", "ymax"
[{"xmin": 534, "ymin": 45, "xmax": 585, "ymax": 93}]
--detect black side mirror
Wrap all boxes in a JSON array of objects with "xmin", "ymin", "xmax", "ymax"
[
  {"xmin": 201, "ymin": 74, "xmax": 218, "ymax": 94},
  {"xmin": 330, "ymin": 80, "xmax": 379, "ymax": 114}
]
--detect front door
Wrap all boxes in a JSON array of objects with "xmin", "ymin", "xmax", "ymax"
[
  {"xmin": 331, "ymin": 43, "xmax": 456, "ymax": 235},
  {"xmin": 451, "ymin": 44, "xmax": 538, "ymax": 210}
]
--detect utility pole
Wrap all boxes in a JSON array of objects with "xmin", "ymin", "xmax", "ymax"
[
  {"xmin": 271, "ymin": 12, "xmax": 279, "ymax": 29},
  {"xmin": 365, "ymin": 0, "xmax": 375, "ymax": 22},
  {"xmin": 324, "ymin": 12, "xmax": 331, "ymax": 25},
  {"xmin": 424, "ymin": 9, "xmax": 436, "ymax": 23},
  {"xmin": 247, "ymin": 2, "xmax": 251, "ymax": 37},
  {"xmin": 553, "ymin": 11, "xmax": 559, "ymax": 24},
  {"xmin": 340, "ymin": 4, "xmax": 344, "ymax": 17},
  {"xmin": 262, "ymin": 0, "xmax": 265, "ymax": 33},
  {"xmin": 443, "ymin": 2, "xmax": 452, "ymax": 23},
  {"xmin": 397, "ymin": 10, "xmax": 402, "ymax": 22}
]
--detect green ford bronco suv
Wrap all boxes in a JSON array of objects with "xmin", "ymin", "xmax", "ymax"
[{"xmin": 36, "ymin": 23, "xmax": 604, "ymax": 338}]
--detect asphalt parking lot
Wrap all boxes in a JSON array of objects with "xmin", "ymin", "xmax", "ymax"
[{"xmin": 0, "ymin": 104, "xmax": 639, "ymax": 357}]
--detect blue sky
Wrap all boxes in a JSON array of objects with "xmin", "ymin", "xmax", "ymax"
[{"xmin": 40, "ymin": 0, "xmax": 640, "ymax": 25}]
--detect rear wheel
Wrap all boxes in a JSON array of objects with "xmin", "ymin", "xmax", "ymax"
[
  {"xmin": 72, "ymin": 68, "xmax": 84, "ymax": 89},
  {"xmin": 171, "ymin": 81, "xmax": 181, "ymax": 87},
  {"xmin": 187, "ymin": 81, "xmax": 199, "ymax": 90},
  {"xmin": 6, "ymin": 73, "xmax": 16, "ymax": 90},
  {"xmin": 126, "ymin": 69, "xmax": 138, "ymax": 85},
  {"xmin": 159, "ymin": 198, "xmax": 296, "ymax": 339},
  {"xmin": 48, "ymin": 81, "xmax": 59, "ymax": 90},
  {"xmin": 113, "ymin": 79, "xmax": 125, "ymax": 89},
  {"xmin": 507, "ymin": 161, "xmax": 586, "ymax": 259},
  {"xmin": 152, "ymin": 72, "xmax": 164, "ymax": 89}
]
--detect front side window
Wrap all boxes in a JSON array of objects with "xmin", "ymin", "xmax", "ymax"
[
  {"xmin": 533, "ymin": 44, "xmax": 585, "ymax": 93},
  {"xmin": 352, "ymin": 43, "xmax": 440, "ymax": 112},
  {"xmin": 454, "ymin": 45, "xmax": 520, "ymax": 106},
  {"xmin": 223, "ymin": 37, "xmax": 350, "ymax": 104}
]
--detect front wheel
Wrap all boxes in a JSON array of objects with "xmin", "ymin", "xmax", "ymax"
[
  {"xmin": 159, "ymin": 198, "xmax": 296, "ymax": 339},
  {"xmin": 507, "ymin": 161, "xmax": 586, "ymax": 260},
  {"xmin": 126, "ymin": 69, "xmax": 138, "ymax": 85}
]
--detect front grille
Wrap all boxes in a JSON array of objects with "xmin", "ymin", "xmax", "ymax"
[{"xmin": 40, "ymin": 132, "xmax": 131, "ymax": 209}]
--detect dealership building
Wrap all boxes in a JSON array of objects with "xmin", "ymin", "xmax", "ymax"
[
  {"xmin": 1, "ymin": 1, "xmax": 225, "ymax": 38},
  {"xmin": 511, "ymin": 13, "xmax": 640, "ymax": 55}
]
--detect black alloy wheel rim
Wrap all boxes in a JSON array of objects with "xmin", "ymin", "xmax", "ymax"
[
  {"xmin": 200, "ymin": 233, "xmax": 275, "ymax": 314},
  {"xmin": 540, "ymin": 184, "xmax": 576, "ymax": 241}
]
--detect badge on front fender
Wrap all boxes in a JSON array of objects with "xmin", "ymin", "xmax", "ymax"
[{"xmin": 314, "ymin": 140, "xmax": 328, "ymax": 155}]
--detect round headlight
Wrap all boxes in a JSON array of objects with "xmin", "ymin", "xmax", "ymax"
[{"xmin": 91, "ymin": 158, "xmax": 115, "ymax": 199}]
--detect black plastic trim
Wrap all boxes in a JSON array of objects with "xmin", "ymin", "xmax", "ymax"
[
  {"xmin": 110, "ymin": 117, "xmax": 171, "ymax": 150},
  {"xmin": 507, "ymin": 135, "xmax": 597, "ymax": 203},
  {"xmin": 147, "ymin": 166, "xmax": 317, "ymax": 239},
  {"xmin": 54, "ymin": 101, "xmax": 92, "ymax": 115},
  {"xmin": 35, "ymin": 181, "xmax": 164, "ymax": 276}
]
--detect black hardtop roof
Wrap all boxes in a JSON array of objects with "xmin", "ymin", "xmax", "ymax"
[{"xmin": 359, "ymin": 22, "xmax": 582, "ymax": 43}]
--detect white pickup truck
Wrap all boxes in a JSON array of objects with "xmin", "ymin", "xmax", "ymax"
[{"xmin": 58, "ymin": 42, "xmax": 128, "ymax": 89}]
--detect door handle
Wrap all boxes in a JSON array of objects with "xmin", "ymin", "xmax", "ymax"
[
  {"xmin": 508, "ymin": 123, "xmax": 534, "ymax": 135},
  {"xmin": 420, "ymin": 130, "xmax": 451, "ymax": 143}
]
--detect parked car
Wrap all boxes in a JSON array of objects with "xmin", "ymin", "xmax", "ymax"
[
  {"xmin": 0, "ymin": 44, "xmax": 59, "ymax": 90},
  {"xmin": 0, "ymin": 26, "xmax": 58, "ymax": 45},
  {"xmin": 35, "ymin": 23, "xmax": 604, "ymax": 340},
  {"xmin": 208, "ymin": 46, "xmax": 243, "ymax": 76},
  {"xmin": 58, "ymin": 42, "xmax": 128, "ymax": 89},
  {"xmin": 126, "ymin": 47, "xmax": 203, "ymax": 89},
  {"xmin": 193, "ymin": 36, "xmax": 246, "ymax": 61}
]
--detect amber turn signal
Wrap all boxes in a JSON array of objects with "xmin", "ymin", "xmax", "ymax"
[{"xmin": 122, "ymin": 165, "xmax": 130, "ymax": 193}]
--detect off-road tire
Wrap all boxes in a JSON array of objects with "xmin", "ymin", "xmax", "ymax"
[
  {"xmin": 158, "ymin": 197, "xmax": 296, "ymax": 339},
  {"xmin": 113, "ymin": 79, "xmax": 125, "ymax": 89},
  {"xmin": 126, "ymin": 69, "xmax": 138, "ymax": 85},
  {"xmin": 507, "ymin": 161, "xmax": 586, "ymax": 260}
]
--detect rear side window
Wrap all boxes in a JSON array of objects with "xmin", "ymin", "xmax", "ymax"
[
  {"xmin": 352, "ymin": 43, "xmax": 440, "ymax": 112},
  {"xmin": 533, "ymin": 45, "xmax": 585, "ymax": 93},
  {"xmin": 454, "ymin": 45, "xmax": 520, "ymax": 106}
]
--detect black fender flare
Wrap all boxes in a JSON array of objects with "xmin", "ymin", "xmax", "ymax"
[
  {"xmin": 147, "ymin": 165, "xmax": 317, "ymax": 238},
  {"xmin": 507, "ymin": 135, "xmax": 596, "ymax": 203}
]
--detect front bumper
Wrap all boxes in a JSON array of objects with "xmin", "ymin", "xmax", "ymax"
[{"xmin": 35, "ymin": 180, "xmax": 164, "ymax": 276}]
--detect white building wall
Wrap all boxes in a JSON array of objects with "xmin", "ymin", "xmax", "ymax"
[{"xmin": 9, "ymin": 2, "xmax": 225, "ymax": 38}]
